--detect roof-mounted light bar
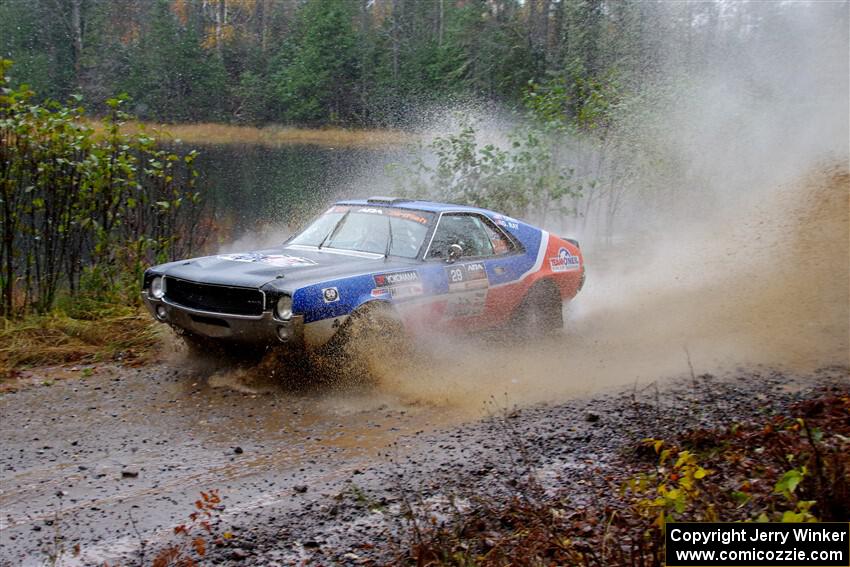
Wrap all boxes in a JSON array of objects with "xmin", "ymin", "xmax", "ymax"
[{"xmin": 366, "ymin": 196, "xmax": 412, "ymax": 204}]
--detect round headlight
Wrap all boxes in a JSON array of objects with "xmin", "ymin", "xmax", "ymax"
[
  {"xmin": 275, "ymin": 295, "xmax": 293, "ymax": 320},
  {"xmin": 151, "ymin": 276, "xmax": 165, "ymax": 299}
]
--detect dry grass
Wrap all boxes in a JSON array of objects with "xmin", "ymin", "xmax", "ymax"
[
  {"xmin": 0, "ymin": 309, "xmax": 161, "ymax": 380},
  {"xmin": 87, "ymin": 120, "xmax": 416, "ymax": 149}
]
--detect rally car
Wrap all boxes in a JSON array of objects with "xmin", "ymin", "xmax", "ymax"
[{"xmin": 141, "ymin": 197, "xmax": 585, "ymax": 354}]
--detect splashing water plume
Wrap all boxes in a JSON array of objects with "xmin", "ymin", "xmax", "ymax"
[
  {"xmin": 193, "ymin": 164, "xmax": 848, "ymax": 415},
  {"xmin": 191, "ymin": 2, "xmax": 848, "ymax": 413},
  {"xmin": 366, "ymin": 167, "xmax": 848, "ymax": 413}
]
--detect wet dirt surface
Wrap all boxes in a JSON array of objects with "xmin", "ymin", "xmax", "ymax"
[
  {"xmin": 0, "ymin": 362, "xmax": 463, "ymax": 566},
  {"xmin": 218, "ymin": 366, "xmax": 848, "ymax": 567},
  {"xmin": 1, "ymin": 361, "xmax": 846, "ymax": 566}
]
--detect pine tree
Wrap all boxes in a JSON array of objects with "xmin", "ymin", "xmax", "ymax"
[
  {"xmin": 122, "ymin": 0, "xmax": 226, "ymax": 121},
  {"xmin": 272, "ymin": 0, "xmax": 359, "ymax": 124}
]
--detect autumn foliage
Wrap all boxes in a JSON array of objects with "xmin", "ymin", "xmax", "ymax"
[{"xmin": 399, "ymin": 387, "xmax": 850, "ymax": 566}]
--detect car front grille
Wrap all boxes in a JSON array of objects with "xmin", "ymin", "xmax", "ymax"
[{"xmin": 164, "ymin": 277, "xmax": 265, "ymax": 317}]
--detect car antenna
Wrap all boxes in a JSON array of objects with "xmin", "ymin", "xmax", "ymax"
[
  {"xmin": 318, "ymin": 209, "xmax": 350, "ymax": 250},
  {"xmin": 384, "ymin": 214, "xmax": 393, "ymax": 262}
]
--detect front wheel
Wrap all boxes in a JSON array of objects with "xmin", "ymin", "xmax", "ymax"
[
  {"xmin": 323, "ymin": 302, "xmax": 410, "ymax": 382},
  {"xmin": 513, "ymin": 281, "xmax": 563, "ymax": 339}
]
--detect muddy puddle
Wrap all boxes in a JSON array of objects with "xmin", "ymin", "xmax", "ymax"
[{"xmin": 0, "ymin": 361, "xmax": 460, "ymax": 566}]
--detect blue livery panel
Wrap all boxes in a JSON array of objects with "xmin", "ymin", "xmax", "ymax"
[{"xmin": 292, "ymin": 217, "xmax": 543, "ymax": 325}]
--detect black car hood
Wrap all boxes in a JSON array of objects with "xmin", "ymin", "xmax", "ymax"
[{"xmin": 156, "ymin": 246, "xmax": 416, "ymax": 290}]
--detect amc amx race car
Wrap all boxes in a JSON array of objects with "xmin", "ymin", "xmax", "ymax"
[{"xmin": 142, "ymin": 197, "xmax": 585, "ymax": 355}]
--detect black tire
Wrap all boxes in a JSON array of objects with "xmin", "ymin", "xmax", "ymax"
[
  {"xmin": 326, "ymin": 302, "xmax": 410, "ymax": 382},
  {"xmin": 348, "ymin": 303, "xmax": 409, "ymax": 353},
  {"xmin": 513, "ymin": 280, "xmax": 564, "ymax": 339}
]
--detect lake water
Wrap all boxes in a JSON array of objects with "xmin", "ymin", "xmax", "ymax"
[{"xmin": 192, "ymin": 144, "xmax": 410, "ymax": 243}]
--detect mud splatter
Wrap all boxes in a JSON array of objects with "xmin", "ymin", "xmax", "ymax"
[{"xmin": 365, "ymin": 167, "xmax": 849, "ymax": 413}]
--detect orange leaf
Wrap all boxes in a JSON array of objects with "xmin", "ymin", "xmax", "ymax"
[{"xmin": 193, "ymin": 537, "xmax": 206, "ymax": 557}]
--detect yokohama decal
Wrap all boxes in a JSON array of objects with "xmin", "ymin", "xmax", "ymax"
[{"xmin": 373, "ymin": 270, "xmax": 420, "ymax": 287}]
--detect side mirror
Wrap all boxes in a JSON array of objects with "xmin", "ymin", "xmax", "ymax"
[{"xmin": 447, "ymin": 243, "xmax": 463, "ymax": 263}]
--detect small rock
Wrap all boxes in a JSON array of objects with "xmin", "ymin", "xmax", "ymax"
[
  {"xmin": 233, "ymin": 447, "xmax": 244, "ymax": 455},
  {"xmin": 584, "ymin": 412, "xmax": 600, "ymax": 423},
  {"xmin": 303, "ymin": 540, "xmax": 320, "ymax": 549},
  {"xmin": 121, "ymin": 469, "xmax": 139, "ymax": 479},
  {"xmin": 294, "ymin": 485, "xmax": 308, "ymax": 494},
  {"xmin": 230, "ymin": 548, "xmax": 249, "ymax": 560}
]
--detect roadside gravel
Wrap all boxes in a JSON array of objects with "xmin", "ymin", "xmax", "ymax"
[{"xmin": 207, "ymin": 365, "xmax": 848, "ymax": 566}]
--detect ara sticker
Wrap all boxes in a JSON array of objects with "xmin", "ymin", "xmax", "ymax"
[
  {"xmin": 322, "ymin": 287, "xmax": 340, "ymax": 303},
  {"xmin": 549, "ymin": 247, "xmax": 580, "ymax": 272},
  {"xmin": 445, "ymin": 262, "xmax": 489, "ymax": 292},
  {"xmin": 217, "ymin": 253, "xmax": 317, "ymax": 268}
]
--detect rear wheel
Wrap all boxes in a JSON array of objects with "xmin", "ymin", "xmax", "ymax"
[{"xmin": 513, "ymin": 280, "xmax": 563, "ymax": 339}]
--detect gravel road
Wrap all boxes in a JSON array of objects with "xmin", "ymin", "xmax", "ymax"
[{"xmin": 1, "ymin": 359, "xmax": 845, "ymax": 566}]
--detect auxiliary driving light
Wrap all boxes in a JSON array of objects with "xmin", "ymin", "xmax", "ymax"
[
  {"xmin": 151, "ymin": 276, "xmax": 165, "ymax": 299},
  {"xmin": 155, "ymin": 305, "xmax": 167, "ymax": 320},
  {"xmin": 277, "ymin": 326, "xmax": 290, "ymax": 341},
  {"xmin": 275, "ymin": 295, "xmax": 293, "ymax": 320}
]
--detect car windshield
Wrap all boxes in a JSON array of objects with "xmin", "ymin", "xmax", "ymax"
[{"xmin": 288, "ymin": 205, "xmax": 434, "ymax": 259}]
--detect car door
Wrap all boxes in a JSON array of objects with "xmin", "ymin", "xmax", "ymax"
[{"xmin": 422, "ymin": 212, "xmax": 521, "ymax": 329}]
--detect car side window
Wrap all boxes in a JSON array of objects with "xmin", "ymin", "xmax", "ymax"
[
  {"xmin": 480, "ymin": 218, "xmax": 515, "ymax": 255},
  {"xmin": 427, "ymin": 214, "xmax": 496, "ymax": 259}
]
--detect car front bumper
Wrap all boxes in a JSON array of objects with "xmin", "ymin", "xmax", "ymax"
[{"xmin": 142, "ymin": 292, "xmax": 304, "ymax": 347}]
